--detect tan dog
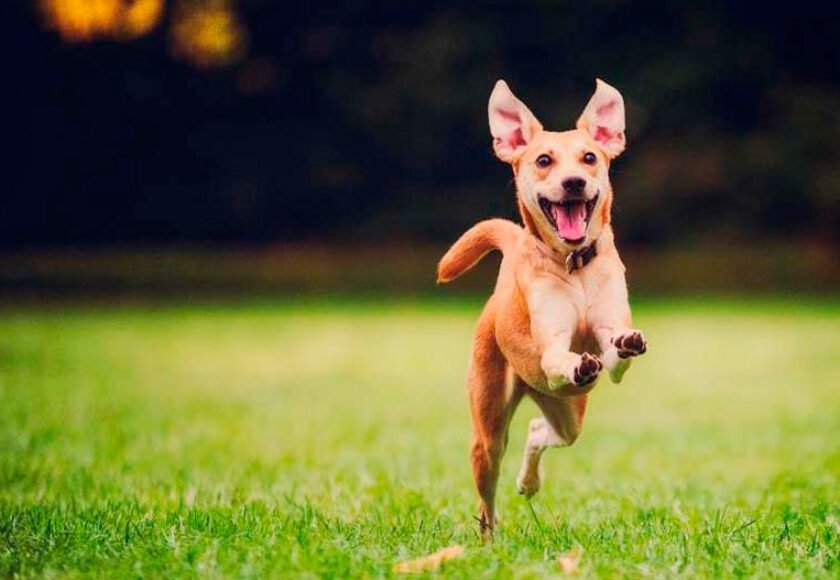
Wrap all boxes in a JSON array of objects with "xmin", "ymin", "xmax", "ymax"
[{"xmin": 438, "ymin": 79, "xmax": 647, "ymax": 538}]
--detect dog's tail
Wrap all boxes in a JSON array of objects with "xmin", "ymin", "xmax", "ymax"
[{"xmin": 437, "ymin": 219, "xmax": 522, "ymax": 283}]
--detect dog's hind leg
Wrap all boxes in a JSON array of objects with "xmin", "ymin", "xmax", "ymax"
[
  {"xmin": 468, "ymin": 306, "xmax": 524, "ymax": 541},
  {"xmin": 516, "ymin": 389, "xmax": 588, "ymax": 498}
]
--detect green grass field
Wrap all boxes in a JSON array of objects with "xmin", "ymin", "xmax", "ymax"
[{"xmin": 1, "ymin": 297, "xmax": 839, "ymax": 577}]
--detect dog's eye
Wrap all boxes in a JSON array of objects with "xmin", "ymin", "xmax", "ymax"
[
  {"xmin": 535, "ymin": 154, "xmax": 553, "ymax": 168},
  {"xmin": 583, "ymin": 152, "xmax": 597, "ymax": 165}
]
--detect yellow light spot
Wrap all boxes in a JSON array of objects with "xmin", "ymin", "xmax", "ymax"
[
  {"xmin": 169, "ymin": 0, "xmax": 247, "ymax": 68},
  {"xmin": 118, "ymin": 0, "xmax": 165, "ymax": 39},
  {"xmin": 39, "ymin": 0, "xmax": 163, "ymax": 42},
  {"xmin": 40, "ymin": 0, "xmax": 120, "ymax": 42}
]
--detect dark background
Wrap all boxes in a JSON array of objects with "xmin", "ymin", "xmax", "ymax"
[{"xmin": 9, "ymin": 1, "xmax": 840, "ymax": 250}]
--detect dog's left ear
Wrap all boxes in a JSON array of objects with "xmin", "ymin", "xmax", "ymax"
[{"xmin": 576, "ymin": 79, "xmax": 626, "ymax": 158}]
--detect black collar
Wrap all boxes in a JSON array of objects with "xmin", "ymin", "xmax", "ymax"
[{"xmin": 565, "ymin": 241, "xmax": 597, "ymax": 273}]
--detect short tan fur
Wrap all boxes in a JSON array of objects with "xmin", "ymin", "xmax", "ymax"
[{"xmin": 438, "ymin": 79, "xmax": 648, "ymax": 539}]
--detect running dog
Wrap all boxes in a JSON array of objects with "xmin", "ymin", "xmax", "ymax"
[{"xmin": 438, "ymin": 79, "xmax": 647, "ymax": 538}]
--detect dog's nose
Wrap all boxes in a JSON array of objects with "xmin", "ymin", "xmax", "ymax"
[{"xmin": 562, "ymin": 177, "xmax": 587, "ymax": 196}]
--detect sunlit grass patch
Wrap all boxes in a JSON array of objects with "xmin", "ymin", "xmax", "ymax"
[{"xmin": 1, "ymin": 298, "xmax": 838, "ymax": 576}]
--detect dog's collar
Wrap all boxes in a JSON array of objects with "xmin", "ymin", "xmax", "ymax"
[
  {"xmin": 564, "ymin": 241, "xmax": 597, "ymax": 273},
  {"xmin": 530, "ymin": 233, "xmax": 599, "ymax": 274}
]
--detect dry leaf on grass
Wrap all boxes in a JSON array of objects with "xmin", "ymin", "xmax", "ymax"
[
  {"xmin": 393, "ymin": 545, "xmax": 465, "ymax": 574},
  {"xmin": 557, "ymin": 547, "xmax": 583, "ymax": 575}
]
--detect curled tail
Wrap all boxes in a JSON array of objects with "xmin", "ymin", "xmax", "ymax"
[{"xmin": 437, "ymin": 219, "xmax": 522, "ymax": 283}]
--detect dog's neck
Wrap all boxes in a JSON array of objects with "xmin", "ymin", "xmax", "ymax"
[
  {"xmin": 518, "ymin": 198, "xmax": 541, "ymax": 240},
  {"xmin": 533, "ymin": 235, "xmax": 601, "ymax": 274}
]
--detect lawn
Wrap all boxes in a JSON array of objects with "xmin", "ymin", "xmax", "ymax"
[{"xmin": 1, "ymin": 297, "xmax": 838, "ymax": 577}]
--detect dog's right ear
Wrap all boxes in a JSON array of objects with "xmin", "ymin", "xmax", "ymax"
[{"xmin": 488, "ymin": 80, "xmax": 543, "ymax": 163}]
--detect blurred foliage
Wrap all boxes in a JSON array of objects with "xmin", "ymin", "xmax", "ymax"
[
  {"xmin": 8, "ymin": 1, "xmax": 840, "ymax": 247},
  {"xmin": 2, "ymin": 244, "xmax": 838, "ymax": 298}
]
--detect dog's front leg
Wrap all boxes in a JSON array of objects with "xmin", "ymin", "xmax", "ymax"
[
  {"xmin": 526, "ymin": 279, "xmax": 602, "ymax": 394},
  {"xmin": 587, "ymin": 270, "xmax": 647, "ymax": 384}
]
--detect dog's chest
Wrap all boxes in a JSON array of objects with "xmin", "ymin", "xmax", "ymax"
[
  {"xmin": 557, "ymin": 277, "xmax": 594, "ymax": 347},
  {"xmin": 495, "ymin": 270, "xmax": 596, "ymax": 386}
]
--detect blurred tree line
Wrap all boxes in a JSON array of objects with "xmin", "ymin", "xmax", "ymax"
[{"xmin": 7, "ymin": 0, "xmax": 840, "ymax": 248}]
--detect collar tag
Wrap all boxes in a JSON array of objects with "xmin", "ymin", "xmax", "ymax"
[{"xmin": 565, "ymin": 242, "xmax": 597, "ymax": 274}]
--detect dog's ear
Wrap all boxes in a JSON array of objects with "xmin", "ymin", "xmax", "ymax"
[
  {"xmin": 488, "ymin": 80, "xmax": 543, "ymax": 163},
  {"xmin": 576, "ymin": 79, "xmax": 626, "ymax": 158}
]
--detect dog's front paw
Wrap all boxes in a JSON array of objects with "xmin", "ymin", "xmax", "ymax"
[
  {"xmin": 543, "ymin": 350, "xmax": 602, "ymax": 395},
  {"xmin": 604, "ymin": 330, "xmax": 647, "ymax": 384},
  {"xmin": 573, "ymin": 352, "xmax": 603, "ymax": 386},
  {"xmin": 612, "ymin": 331, "xmax": 647, "ymax": 359}
]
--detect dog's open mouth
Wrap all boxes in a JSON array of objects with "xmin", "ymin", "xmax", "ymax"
[{"xmin": 538, "ymin": 194, "xmax": 599, "ymax": 245}]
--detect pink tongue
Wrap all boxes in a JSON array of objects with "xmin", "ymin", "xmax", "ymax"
[{"xmin": 552, "ymin": 202, "xmax": 587, "ymax": 240}]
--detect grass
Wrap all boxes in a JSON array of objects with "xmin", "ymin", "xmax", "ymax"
[{"xmin": 0, "ymin": 296, "xmax": 838, "ymax": 577}]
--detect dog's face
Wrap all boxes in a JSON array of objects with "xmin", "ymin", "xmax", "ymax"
[{"xmin": 488, "ymin": 79, "xmax": 626, "ymax": 251}]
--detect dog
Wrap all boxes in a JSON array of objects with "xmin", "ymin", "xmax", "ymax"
[{"xmin": 437, "ymin": 79, "xmax": 647, "ymax": 538}]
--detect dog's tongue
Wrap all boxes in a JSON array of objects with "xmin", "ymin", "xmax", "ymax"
[{"xmin": 552, "ymin": 201, "xmax": 587, "ymax": 240}]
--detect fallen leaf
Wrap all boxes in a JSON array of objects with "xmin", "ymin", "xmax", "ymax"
[
  {"xmin": 557, "ymin": 547, "xmax": 583, "ymax": 575},
  {"xmin": 393, "ymin": 545, "xmax": 465, "ymax": 574}
]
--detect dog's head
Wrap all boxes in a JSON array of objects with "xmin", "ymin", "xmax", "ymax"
[{"xmin": 488, "ymin": 79, "xmax": 626, "ymax": 251}]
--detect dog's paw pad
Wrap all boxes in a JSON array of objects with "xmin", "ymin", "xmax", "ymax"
[
  {"xmin": 612, "ymin": 331, "xmax": 647, "ymax": 359},
  {"xmin": 516, "ymin": 472, "xmax": 541, "ymax": 498},
  {"xmin": 573, "ymin": 353, "xmax": 602, "ymax": 386}
]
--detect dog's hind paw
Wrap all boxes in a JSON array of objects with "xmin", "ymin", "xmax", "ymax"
[
  {"xmin": 612, "ymin": 331, "xmax": 647, "ymax": 359},
  {"xmin": 516, "ymin": 469, "xmax": 541, "ymax": 498}
]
